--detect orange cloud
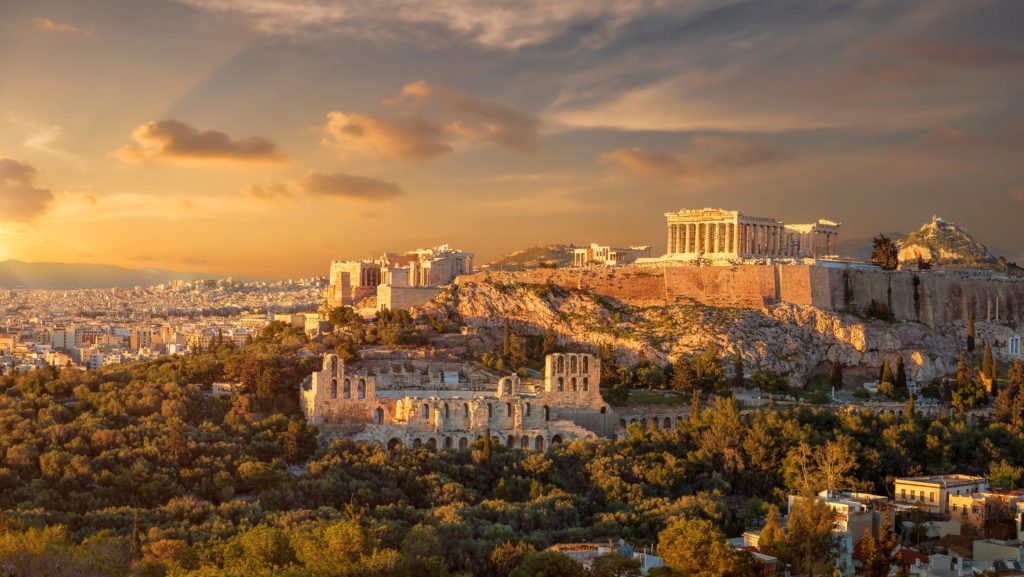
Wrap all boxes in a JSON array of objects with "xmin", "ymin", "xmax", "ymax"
[
  {"xmin": 602, "ymin": 137, "xmax": 790, "ymax": 178},
  {"xmin": 394, "ymin": 80, "xmax": 539, "ymax": 152},
  {"xmin": 300, "ymin": 171, "xmax": 403, "ymax": 202},
  {"xmin": 114, "ymin": 120, "xmax": 287, "ymax": 164},
  {"xmin": 34, "ymin": 18, "xmax": 93, "ymax": 37},
  {"xmin": 322, "ymin": 81, "xmax": 538, "ymax": 160},
  {"xmin": 322, "ymin": 112, "xmax": 450, "ymax": 160},
  {"xmin": 0, "ymin": 158, "xmax": 55, "ymax": 222},
  {"xmin": 242, "ymin": 172, "xmax": 404, "ymax": 204}
]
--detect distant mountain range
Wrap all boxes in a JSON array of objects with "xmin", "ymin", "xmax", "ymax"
[{"xmin": 0, "ymin": 260, "xmax": 231, "ymax": 289}]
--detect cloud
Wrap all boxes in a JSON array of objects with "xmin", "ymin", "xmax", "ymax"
[
  {"xmin": 392, "ymin": 81, "xmax": 539, "ymax": 152},
  {"xmin": 175, "ymin": 0, "xmax": 661, "ymax": 50},
  {"xmin": 299, "ymin": 171, "xmax": 403, "ymax": 202},
  {"xmin": 322, "ymin": 81, "xmax": 537, "ymax": 159},
  {"xmin": 0, "ymin": 158, "xmax": 55, "ymax": 222},
  {"xmin": 897, "ymin": 39, "xmax": 1024, "ymax": 69},
  {"xmin": 322, "ymin": 113, "xmax": 451, "ymax": 160},
  {"xmin": 601, "ymin": 137, "xmax": 790, "ymax": 178},
  {"xmin": 34, "ymin": 18, "xmax": 93, "ymax": 37},
  {"xmin": 243, "ymin": 183, "xmax": 293, "ymax": 203},
  {"xmin": 601, "ymin": 147, "xmax": 705, "ymax": 178},
  {"xmin": 113, "ymin": 120, "xmax": 287, "ymax": 164},
  {"xmin": 242, "ymin": 171, "xmax": 404, "ymax": 204}
]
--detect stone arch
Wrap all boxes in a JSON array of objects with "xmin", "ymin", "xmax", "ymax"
[
  {"xmin": 357, "ymin": 379, "xmax": 366, "ymax": 399},
  {"xmin": 412, "ymin": 438, "xmax": 423, "ymax": 449},
  {"xmin": 330, "ymin": 378, "xmax": 338, "ymax": 399},
  {"xmin": 387, "ymin": 438, "xmax": 403, "ymax": 452},
  {"xmin": 422, "ymin": 403, "xmax": 430, "ymax": 420},
  {"xmin": 557, "ymin": 377, "xmax": 564, "ymax": 391},
  {"xmin": 520, "ymin": 436, "xmax": 529, "ymax": 449},
  {"xmin": 583, "ymin": 377, "xmax": 589, "ymax": 391},
  {"xmin": 543, "ymin": 405, "xmax": 550, "ymax": 421},
  {"xmin": 374, "ymin": 407, "xmax": 385, "ymax": 425},
  {"xmin": 583, "ymin": 356, "xmax": 589, "ymax": 373},
  {"xmin": 343, "ymin": 379, "xmax": 351, "ymax": 399},
  {"xmin": 535, "ymin": 436, "xmax": 545, "ymax": 451},
  {"xmin": 619, "ymin": 418, "xmax": 627, "ymax": 428},
  {"xmin": 458, "ymin": 437, "xmax": 468, "ymax": 450},
  {"xmin": 600, "ymin": 406, "xmax": 607, "ymax": 414},
  {"xmin": 506, "ymin": 435, "xmax": 515, "ymax": 448},
  {"xmin": 427, "ymin": 438, "xmax": 437, "ymax": 450},
  {"xmin": 663, "ymin": 417, "xmax": 672, "ymax": 429},
  {"xmin": 551, "ymin": 434, "xmax": 564, "ymax": 445},
  {"xmin": 506, "ymin": 402, "xmax": 513, "ymax": 417},
  {"xmin": 570, "ymin": 356, "xmax": 578, "ymax": 373},
  {"xmin": 444, "ymin": 437, "xmax": 453, "ymax": 450}
]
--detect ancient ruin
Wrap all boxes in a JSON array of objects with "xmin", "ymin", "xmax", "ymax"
[
  {"xmin": 660, "ymin": 208, "xmax": 840, "ymax": 261},
  {"xmin": 301, "ymin": 351, "xmax": 682, "ymax": 449}
]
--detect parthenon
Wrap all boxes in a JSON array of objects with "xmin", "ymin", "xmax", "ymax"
[{"xmin": 664, "ymin": 208, "xmax": 840, "ymax": 260}]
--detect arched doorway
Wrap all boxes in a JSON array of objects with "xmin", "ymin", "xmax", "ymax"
[
  {"xmin": 387, "ymin": 438, "xmax": 402, "ymax": 452},
  {"xmin": 520, "ymin": 436, "xmax": 529, "ymax": 449},
  {"xmin": 412, "ymin": 438, "xmax": 423, "ymax": 449},
  {"xmin": 535, "ymin": 436, "xmax": 545, "ymax": 451},
  {"xmin": 551, "ymin": 434, "xmax": 564, "ymax": 445},
  {"xmin": 427, "ymin": 438, "xmax": 437, "ymax": 450},
  {"xmin": 458, "ymin": 437, "xmax": 468, "ymax": 450},
  {"xmin": 374, "ymin": 407, "xmax": 385, "ymax": 425},
  {"xmin": 444, "ymin": 437, "xmax": 453, "ymax": 450},
  {"xmin": 507, "ymin": 435, "xmax": 515, "ymax": 448},
  {"xmin": 663, "ymin": 417, "xmax": 672, "ymax": 429}
]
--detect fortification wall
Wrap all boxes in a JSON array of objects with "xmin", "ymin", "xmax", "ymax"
[{"xmin": 459, "ymin": 265, "xmax": 1024, "ymax": 325}]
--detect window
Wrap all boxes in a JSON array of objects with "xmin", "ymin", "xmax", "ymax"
[
  {"xmin": 343, "ymin": 379, "xmax": 351, "ymax": 399},
  {"xmin": 357, "ymin": 379, "xmax": 366, "ymax": 399},
  {"xmin": 570, "ymin": 356, "xmax": 578, "ymax": 373},
  {"xmin": 443, "ymin": 403, "xmax": 449, "ymax": 418},
  {"xmin": 930, "ymin": 492, "xmax": 935, "ymax": 503},
  {"xmin": 525, "ymin": 403, "xmax": 531, "ymax": 417},
  {"xmin": 901, "ymin": 489, "xmax": 906, "ymax": 501},
  {"xmin": 570, "ymin": 377, "xmax": 577, "ymax": 392},
  {"xmin": 463, "ymin": 404, "xmax": 469, "ymax": 418},
  {"xmin": 557, "ymin": 377, "xmax": 564, "ymax": 391},
  {"xmin": 910, "ymin": 490, "xmax": 915, "ymax": 500},
  {"xmin": 583, "ymin": 356, "xmax": 589, "ymax": 372},
  {"xmin": 422, "ymin": 404, "xmax": 430, "ymax": 419},
  {"xmin": 582, "ymin": 377, "xmax": 589, "ymax": 391},
  {"xmin": 487, "ymin": 403, "xmax": 493, "ymax": 418},
  {"xmin": 506, "ymin": 402, "xmax": 512, "ymax": 417},
  {"xmin": 543, "ymin": 405, "xmax": 550, "ymax": 421},
  {"xmin": 557, "ymin": 356, "xmax": 564, "ymax": 373},
  {"xmin": 374, "ymin": 407, "xmax": 384, "ymax": 424},
  {"xmin": 330, "ymin": 378, "xmax": 338, "ymax": 399}
]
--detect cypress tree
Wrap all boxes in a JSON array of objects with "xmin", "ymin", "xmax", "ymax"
[
  {"xmin": 483, "ymin": 427, "xmax": 492, "ymax": 461},
  {"xmin": 731, "ymin": 355, "xmax": 745, "ymax": 389},
  {"xmin": 895, "ymin": 353, "xmax": 907, "ymax": 391},
  {"xmin": 904, "ymin": 393, "xmax": 915, "ymax": 419},
  {"xmin": 880, "ymin": 359, "xmax": 893, "ymax": 386},
  {"xmin": 689, "ymin": 390, "xmax": 702, "ymax": 422},
  {"xmin": 967, "ymin": 314, "xmax": 975, "ymax": 352},
  {"xmin": 830, "ymin": 359, "xmax": 844, "ymax": 390},
  {"xmin": 983, "ymin": 342, "xmax": 995, "ymax": 380},
  {"xmin": 1010, "ymin": 359, "xmax": 1024, "ymax": 388},
  {"xmin": 502, "ymin": 320, "xmax": 511, "ymax": 359},
  {"xmin": 956, "ymin": 353, "xmax": 969, "ymax": 388}
]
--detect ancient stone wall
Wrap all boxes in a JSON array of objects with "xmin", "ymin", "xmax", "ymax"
[{"xmin": 459, "ymin": 265, "xmax": 1024, "ymax": 325}]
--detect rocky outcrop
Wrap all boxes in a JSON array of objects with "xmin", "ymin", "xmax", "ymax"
[{"xmin": 424, "ymin": 279, "xmax": 1023, "ymax": 386}]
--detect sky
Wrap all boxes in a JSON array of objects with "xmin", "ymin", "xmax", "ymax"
[{"xmin": 1, "ymin": 0, "xmax": 1022, "ymax": 279}]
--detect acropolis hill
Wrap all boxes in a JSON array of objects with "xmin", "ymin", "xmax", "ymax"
[{"xmin": 413, "ymin": 209, "xmax": 1023, "ymax": 388}]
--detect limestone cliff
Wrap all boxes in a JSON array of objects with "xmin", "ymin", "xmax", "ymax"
[{"xmin": 424, "ymin": 279, "xmax": 1021, "ymax": 386}]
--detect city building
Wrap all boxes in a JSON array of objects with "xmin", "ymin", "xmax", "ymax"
[
  {"xmin": 572, "ymin": 243, "xmax": 651, "ymax": 267},
  {"xmin": 661, "ymin": 208, "xmax": 840, "ymax": 261},
  {"xmin": 788, "ymin": 490, "xmax": 892, "ymax": 576},
  {"xmin": 894, "ymin": 475, "xmax": 989, "ymax": 515},
  {"xmin": 548, "ymin": 542, "xmax": 664, "ymax": 574}
]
